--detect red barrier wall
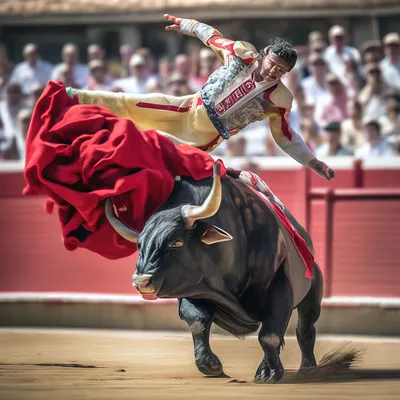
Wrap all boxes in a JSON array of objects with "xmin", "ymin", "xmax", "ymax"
[{"xmin": 1, "ymin": 159, "xmax": 399, "ymax": 298}]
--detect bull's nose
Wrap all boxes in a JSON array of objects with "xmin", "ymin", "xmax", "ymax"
[{"xmin": 132, "ymin": 272, "xmax": 153, "ymax": 288}]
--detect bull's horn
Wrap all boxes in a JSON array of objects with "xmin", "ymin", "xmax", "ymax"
[
  {"xmin": 104, "ymin": 198, "xmax": 139, "ymax": 243},
  {"xmin": 182, "ymin": 162, "xmax": 222, "ymax": 228}
]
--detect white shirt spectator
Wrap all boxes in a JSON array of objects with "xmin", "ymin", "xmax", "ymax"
[
  {"xmin": 355, "ymin": 138, "xmax": 395, "ymax": 157},
  {"xmin": 51, "ymin": 63, "xmax": 89, "ymax": 89},
  {"xmin": 380, "ymin": 57, "xmax": 400, "ymax": 90},
  {"xmin": 9, "ymin": 59, "xmax": 53, "ymax": 95},
  {"xmin": 301, "ymin": 75, "xmax": 328, "ymax": 108},
  {"xmin": 112, "ymin": 76, "xmax": 159, "ymax": 94},
  {"xmin": 324, "ymin": 45, "xmax": 361, "ymax": 83}
]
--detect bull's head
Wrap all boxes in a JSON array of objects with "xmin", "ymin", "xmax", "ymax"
[{"xmin": 105, "ymin": 163, "xmax": 233, "ymax": 298}]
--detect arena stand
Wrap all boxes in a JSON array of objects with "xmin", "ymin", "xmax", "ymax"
[{"xmin": 1, "ymin": 157, "xmax": 400, "ymax": 335}]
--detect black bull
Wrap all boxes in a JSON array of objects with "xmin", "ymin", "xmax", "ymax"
[{"xmin": 105, "ymin": 163, "xmax": 323, "ymax": 383}]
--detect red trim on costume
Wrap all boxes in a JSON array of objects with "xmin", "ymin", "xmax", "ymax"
[
  {"xmin": 136, "ymin": 102, "xmax": 191, "ymax": 113},
  {"xmin": 263, "ymin": 84, "xmax": 278, "ymax": 103},
  {"xmin": 278, "ymin": 108, "xmax": 293, "ymax": 141},
  {"xmin": 198, "ymin": 135, "xmax": 221, "ymax": 152},
  {"xmin": 209, "ymin": 36, "xmax": 236, "ymax": 56}
]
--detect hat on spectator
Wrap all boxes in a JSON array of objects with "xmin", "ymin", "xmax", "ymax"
[
  {"xmin": 88, "ymin": 59, "xmax": 105, "ymax": 70},
  {"xmin": 329, "ymin": 25, "xmax": 346, "ymax": 37},
  {"xmin": 323, "ymin": 121, "xmax": 341, "ymax": 132},
  {"xmin": 383, "ymin": 32, "xmax": 400, "ymax": 46},
  {"xmin": 129, "ymin": 54, "xmax": 145, "ymax": 67}
]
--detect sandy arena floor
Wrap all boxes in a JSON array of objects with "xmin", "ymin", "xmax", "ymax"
[{"xmin": 0, "ymin": 328, "xmax": 399, "ymax": 400}]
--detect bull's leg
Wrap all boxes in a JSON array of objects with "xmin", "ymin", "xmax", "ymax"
[
  {"xmin": 178, "ymin": 298, "xmax": 224, "ymax": 376},
  {"xmin": 255, "ymin": 266, "xmax": 293, "ymax": 384},
  {"xmin": 295, "ymin": 263, "xmax": 323, "ymax": 369}
]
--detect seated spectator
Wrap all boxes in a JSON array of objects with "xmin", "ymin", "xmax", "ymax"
[
  {"xmin": 324, "ymin": 25, "xmax": 361, "ymax": 84},
  {"xmin": 315, "ymin": 73, "xmax": 348, "ymax": 128},
  {"xmin": 0, "ymin": 84, "xmax": 29, "ymax": 158},
  {"xmin": 343, "ymin": 56, "xmax": 364, "ymax": 97},
  {"xmin": 358, "ymin": 63, "xmax": 389, "ymax": 120},
  {"xmin": 85, "ymin": 60, "xmax": 114, "ymax": 91},
  {"xmin": 191, "ymin": 48, "xmax": 218, "ymax": 91},
  {"xmin": 27, "ymin": 84, "xmax": 45, "ymax": 108},
  {"xmin": 315, "ymin": 121, "xmax": 353, "ymax": 157},
  {"xmin": 9, "ymin": 43, "xmax": 53, "ymax": 95},
  {"xmin": 87, "ymin": 44, "xmax": 105, "ymax": 62},
  {"xmin": 301, "ymin": 52, "xmax": 329, "ymax": 110},
  {"xmin": 308, "ymin": 30, "xmax": 327, "ymax": 54},
  {"xmin": 341, "ymin": 99, "xmax": 365, "ymax": 150},
  {"xmin": 173, "ymin": 54, "xmax": 197, "ymax": 92},
  {"xmin": 57, "ymin": 64, "xmax": 78, "ymax": 88},
  {"xmin": 379, "ymin": 90, "xmax": 400, "ymax": 137},
  {"xmin": 51, "ymin": 43, "xmax": 89, "ymax": 88},
  {"xmin": 157, "ymin": 55, "xmax": 173, "ymax": 88},
  {"xmin": 112, "ymin": 54, "xmax": 158, "ymax": 94},
  {"xmin": 355, "ymin": 119, "xmax": 396, "ymax": 157},
  {"xmin": 165, "ymin": 73, "xmax": 193, "ymax": 96},
  {"xmin": 360, "ymin": 40, "xmax": 383, "ymax": 77},
  {"xmin": 0, "ymin": 45, "xmax": 14, "ymax": 97},
  {"xmin": 380, "ymin": 32, "xmax": 400, "ymax": 90},
  {"xmin": 119, "ymin": 44, "xmax": 134, "ymax": 78},
  {"xmin": 300, "ymin": 118, "xmax": 322, "ymax": 152}
]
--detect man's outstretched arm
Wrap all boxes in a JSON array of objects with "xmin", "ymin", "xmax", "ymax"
[{"xmin": 164, "ymin": 14, "xmax": 258, "ymax": 65}]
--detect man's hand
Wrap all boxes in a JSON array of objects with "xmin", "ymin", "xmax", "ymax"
[
  {"xmin": 309, "ymin": 158, "xmax": 335, "ymax": 181},
  {"xmin": 164, "ymin": 14, "xmax": 183, "ymax": 33}
]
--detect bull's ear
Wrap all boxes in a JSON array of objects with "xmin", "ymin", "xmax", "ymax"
[{"xmin": 201, "ymin": 225, "xmax": 233, "ymax": 245}]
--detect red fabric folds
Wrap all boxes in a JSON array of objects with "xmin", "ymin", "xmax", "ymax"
[{"xmin": 23, "ymin": 80, "xmax": 226, "ymax": 259}]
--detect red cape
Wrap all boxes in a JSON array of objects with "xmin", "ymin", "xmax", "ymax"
[{"xmin": 23, "ymin": 81, "xmax": 226, "ymax": 259}]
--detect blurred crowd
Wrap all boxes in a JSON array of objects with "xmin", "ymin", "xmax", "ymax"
[{"xmin": 0, "ymin": 24, "xmax": 400, "ymax": 163}]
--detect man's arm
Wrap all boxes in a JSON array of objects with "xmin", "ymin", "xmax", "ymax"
[
  {"xmin": 164, "ymin": 14, "xmax": 258, "ymax": 65},
  {"xmin": 268, "ymin": 107, "xmax": 335, "ymax": 180}
]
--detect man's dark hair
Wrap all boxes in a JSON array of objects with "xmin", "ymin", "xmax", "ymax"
[{"xmin": 268, "ymin": 37, "xmax": 298, "ymax": 70}]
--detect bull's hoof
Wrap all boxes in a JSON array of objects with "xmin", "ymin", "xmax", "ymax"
[
  {"xmin": 254, "ymin": 360, "xmax": 284, "ymax": 384},
  {"xmin": 196, "ymin": 353, "xmax": 224, "ymax": 376}
]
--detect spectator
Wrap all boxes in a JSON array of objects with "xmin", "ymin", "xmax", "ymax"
[
  {"xmin": 355, "ymin": 119, "xmax": 396, "ymax": 157},
  {"xmin": 9, "ymin": 43, "xmax": 53, "ymax": 95},
  {"xmin": 300, "ymin": 118, "xmax": 322, "ymax": 151},
  {"xmin": 27, "ymin": 84, "xmax": 45, "ymax": 108},
  {"xmin": 341, "ymin": 99, "xmax": 365, "ymax": 150},
  {"xmin": 191, "ymin": 48, "xmax": 218, "ymax": 91},
  {"xmin": 173, "ymin": 54, "xmax": 197, "ymax": 92},
  {"xmin": 135, "ymin": 47, "xmax": 158, "ymax": 76},
  {"xmin": 315, "ymin": 73, "xmax": 348, "ymax": 128},
  {"xmin": 315, "ymin": 121, "xmax": 353, "ymax": 157},
  {"xmin": 379, "ymin": 91, "xmax": 400, "ymax": 137},
  {"xmin": 343, "ymin": 56, "xmax": 364, "ymax": 96},
  {"xmin": 301, "ymin": 52, "xmax": 329, "ymax": 110},
  {"xmin": 0, "ymin": 84, "xmax": 29, "ymax": 158},
  {"xmin": 87, "ymin": 44, "xmax": 105, "ymax": 61},
  {"xmin": 358, "ymin": 63, "xmax": 389, "ymax": 120},
  {"xmin": 85, "ymin": 60, "xmax": 114, "ymax": 91},
  {"xmin": 360, "ymin": 40, "xmax": 383, "ymax": 77},
  {"xmin": 308, "ymin": 30, "xmax": 327, "ymax": 54},
  {"xmin": 157, "ymin": 55, "xmax": 173, "ymax": 87},
  {"xmin": 119, "ymin": 44, "xmax": 134, "ymax": 78},
  {"xmin": 380, "ymin": 32, "xmax": 400, "ymax": 90},
  {"xmin": 0, "ymin": 46, "xmax": 15, "ymax": 98},
  {"xmin": 51, "ymin": 43, "xmax": 89, "ymax": 88},
  {"xmin": 324, "ymin": 25, "xmax": 361, "ymax": 83},
  {"xmin": 57, "ymin": 64, "xmax": 78, "ymax": 88},
  {"xmin": 165, "ymin": 73, "xmax": 192, "ymax": 96},
  {"xmin": 112, "ymin": 54, "xmax": 158, "ymax": 94}
]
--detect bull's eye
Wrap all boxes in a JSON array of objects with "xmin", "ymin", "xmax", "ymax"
[{"xmin": 168, "ymin": 240, "xmax": 184, "ymax": 248}]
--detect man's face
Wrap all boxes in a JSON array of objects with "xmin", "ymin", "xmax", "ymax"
[
  {"xmin": 24, "ymin": 50, "xmax": 38, "ymax": 65},
  {"xmin": 365, "ymin": 124, "xmax": 380, "ymax": 142},
  {"xmin": 260, "ymin": 52, "xmax": 290, "ymax": 82},
  {"xmin": 309, "ymin": 60, "xmax": 326, "ymax": 77},
  {"xmin": 331, "ymin": 34, "xmax": 345, "ymax": 48}
]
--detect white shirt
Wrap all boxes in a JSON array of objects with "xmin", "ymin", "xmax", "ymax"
[
  {"xmin": 380, "ymin": 57, "xmax": 400, "ymax": 90},
  {"xmin": 324, "ymin": 45, "xmax": 361, "ymax": 82},
  {"xmin": 354, "ymin": 139, "xmax": 395, "ymax": 157},
  {"xmin": 112, "ymin": 76, "xmax": 159, "ymax": 94},
  {"xmin": 9, "ymin": 59, "xmax": 53, "ymax": 94},
  {"xmin": 301, "ymin": 75, "xmax": 329, "ymax": 107},
  {"xmin": 51, "ymin": 63, "xmax": 89, "ymax": 89}
]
